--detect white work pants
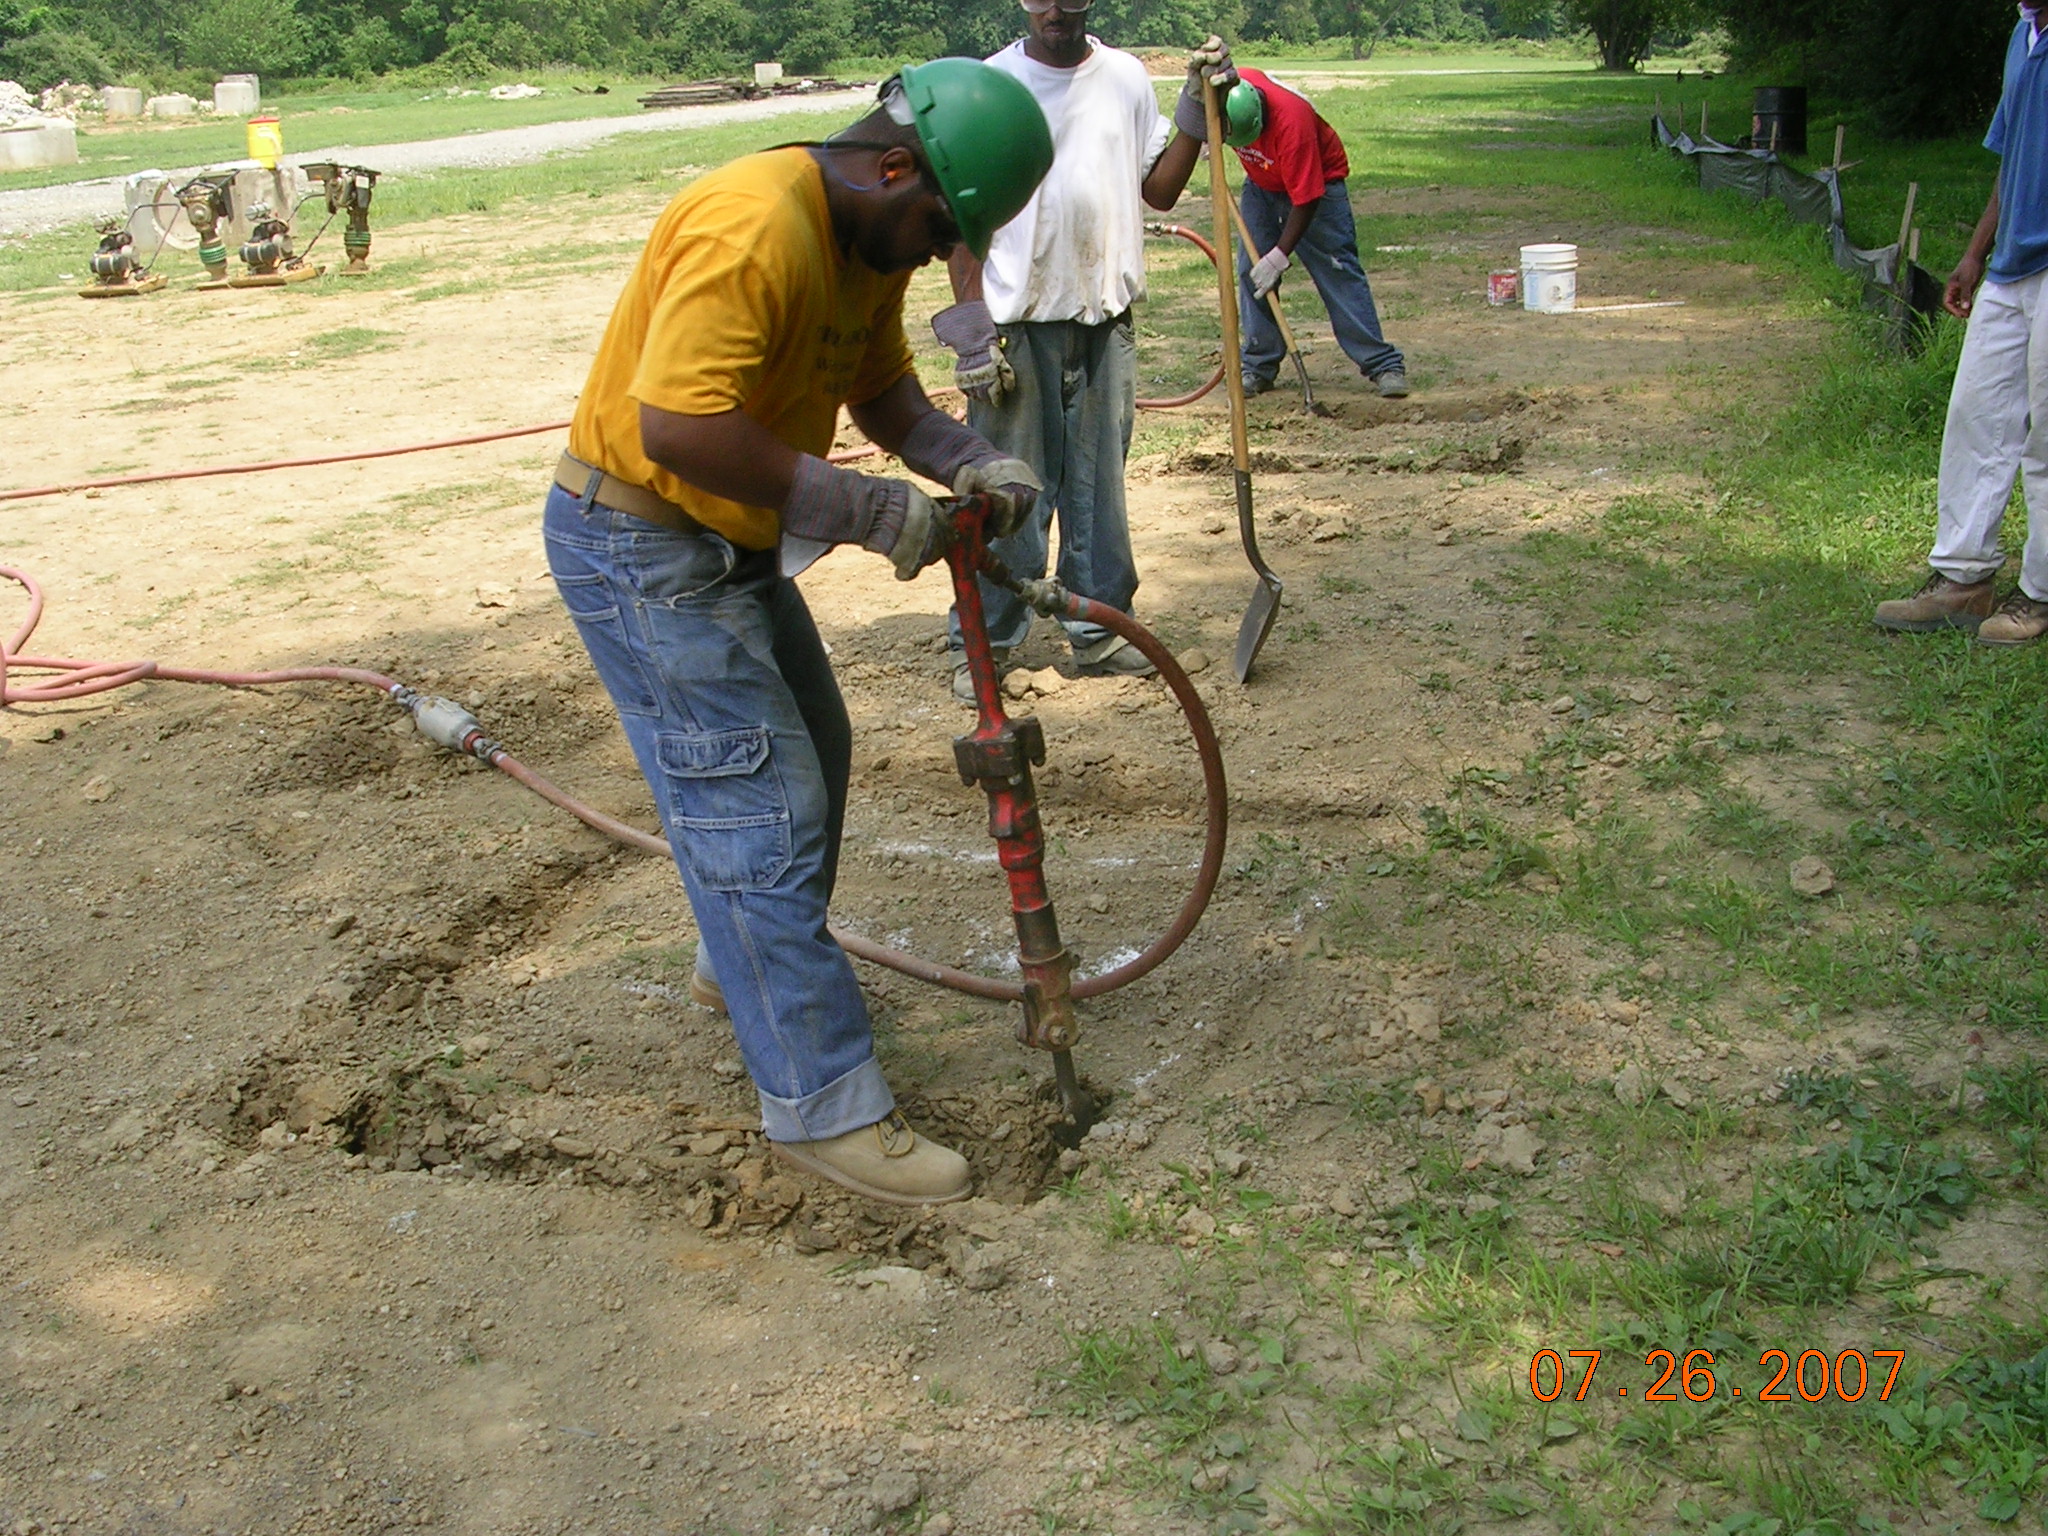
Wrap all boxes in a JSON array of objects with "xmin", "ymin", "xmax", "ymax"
[{"xmin": 1932, "ymin": 267, "xmax": 2048, "ymax": 599}]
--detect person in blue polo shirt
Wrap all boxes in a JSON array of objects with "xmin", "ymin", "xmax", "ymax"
[{"xmin": 1874, "ymin": 5, "xmax": 2048, "ymax": 643}]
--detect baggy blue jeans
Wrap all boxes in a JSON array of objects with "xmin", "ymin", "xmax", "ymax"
[
  {"xmin": 1237, "ymin": 179, "xmax": 1404, "ymax": 386},
  {"xmin": 543, "ymin": 481, "xmax": 891, "ymax": 1142},
  {"xmin": 949, "ymin": 314, "xmax": 1141, "ymax": 656}
]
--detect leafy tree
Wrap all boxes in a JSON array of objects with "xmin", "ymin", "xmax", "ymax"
[
  {"xmin": 659, "ymin": 0, "xmax": 749, "ymax": 72},
  {"xmin": 177, "ymin": 0, "xmax": 312, "ymax": 73},
  {"xmin": 1564, "ymin": 0, "xmax": 1658, "ymax": 70},
  {"xmin": 1719, "ymin": 0, "xmax": 2007, "ymax": 139},
  {"xmin": 0, "ymin": 26, "xmax": 113, "ymax": 85}
]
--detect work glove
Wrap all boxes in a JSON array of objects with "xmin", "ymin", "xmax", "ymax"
[
  {"xmin": 1174, "ymin": 35, "xmax": 1237, "ymax": 138},
  {"xmin": 1249, "ymin": 246, "xmax": 1290, "ymax": 299},
  {"xmin": 931, "ymin": 300, "xmax": 1014, "ymax": 406},
  {"xmin": 887, "ymin": 485, "xmax": 950, "ymax": 581},
  {"xmin": 952, "ymin": 456, "xmax": 1043, "ymax": 538}
]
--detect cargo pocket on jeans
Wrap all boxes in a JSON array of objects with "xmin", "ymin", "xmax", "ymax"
[
  {"xmin": 553, "ymin": 571, "xmax": 660, "ymax": 717},
  {"xmin": 656, "ymin": 726, "xmax": 792, "ymax": 892}
]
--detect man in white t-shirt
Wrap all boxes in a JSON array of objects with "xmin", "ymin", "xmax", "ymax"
[{"xmin": 932, "ymin": 6, "xmax": 1231, "ymax": 698}]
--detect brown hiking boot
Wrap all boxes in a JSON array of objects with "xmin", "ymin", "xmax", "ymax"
[
  {"xmin": 1977, "ymin": 589, "xmax": 2048, "ymax": 647},
  {"xmin": 1872, "ymin": 571, "xmax": 1997, "ymax": 633},
  {"xmin": 772, "ymin": 1111, "xmax": 971, "ymax": 1206}
]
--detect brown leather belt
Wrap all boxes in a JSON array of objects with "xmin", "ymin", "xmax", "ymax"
[{"xmin": 554, "ymin": 452, "xmax": 704, "ymax": 533}]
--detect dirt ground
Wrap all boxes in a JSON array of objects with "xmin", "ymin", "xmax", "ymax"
[{"xmin": 0, "ymin": 180, "xmax": 1873, "ymax": 1536}]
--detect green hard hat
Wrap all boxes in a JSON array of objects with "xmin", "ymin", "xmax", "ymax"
[
  {"xmin": 1223, "ymin": 80, "xmax": 1264, "ymax": 148},
  {"xmin": 898, "ymin": 58, "xmax": 1054, "ymax": 260}
]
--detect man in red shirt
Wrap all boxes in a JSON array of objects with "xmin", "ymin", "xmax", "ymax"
[{"xmin": 1222, "ymin": 67, "xmax": 1408, "ymax": 398}]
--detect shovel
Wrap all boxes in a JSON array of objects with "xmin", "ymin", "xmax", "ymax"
[
  {"xmin": 1225, "ymin": 197, "xmax": 1333, "ymax": 419},
  {"xmin": 1203, "ymin": 78, "xmax": 1283, "ymax": 684}
]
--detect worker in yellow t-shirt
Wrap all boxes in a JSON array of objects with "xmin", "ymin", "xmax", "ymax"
[{"xmin": 544, "ymin": 61, "xmax": 1053, "ymax": 1207}]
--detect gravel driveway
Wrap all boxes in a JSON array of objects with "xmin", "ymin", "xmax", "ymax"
[{"xmin": 0, "ymin": 89, "xmax": 866, "ymax": 238}]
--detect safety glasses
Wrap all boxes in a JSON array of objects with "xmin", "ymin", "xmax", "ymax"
[{"xmin": 1018, "ymin": 0, "xmax": 1092, "ymax": 13}]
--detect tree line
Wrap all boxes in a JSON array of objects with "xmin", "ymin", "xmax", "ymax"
[{"xmin": 0, "ymin": 0, "xmax": 2014, "ymax": 138}]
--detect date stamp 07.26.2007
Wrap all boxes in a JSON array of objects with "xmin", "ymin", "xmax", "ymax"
[{"xmin": 1527, "ymin": 1348, "xmax": 1907, "ymax": 1406}]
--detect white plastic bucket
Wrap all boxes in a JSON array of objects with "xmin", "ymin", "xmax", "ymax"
[{"xmin": 1520, "ymin": 243, "xmax": 1578, "ymax": 313}]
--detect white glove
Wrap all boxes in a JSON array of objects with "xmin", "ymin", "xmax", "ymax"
[
  {"xmin": 952, "ymin": 456, "xmax": 1043, "ymax": 538},
  {"xmin": 1250, "ymin": 246, "xmax": 1290, "ymax": 299}
]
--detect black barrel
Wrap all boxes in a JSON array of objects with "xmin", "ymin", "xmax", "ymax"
[{"xmin": 1752, "ymin": 86, "xmax": 1807, "ymax": 155}]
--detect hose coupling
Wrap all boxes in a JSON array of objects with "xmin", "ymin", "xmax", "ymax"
[
  {"xmin": 1010, "ymin": 577, "xmax": 1068, "ymax": 618},
  {"xmin": 394, "ymin": 688, "xmax": 491, "ymax": 757}
]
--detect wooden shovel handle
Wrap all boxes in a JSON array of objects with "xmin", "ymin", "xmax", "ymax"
[{"xmin": 1203, "ymin": 77, "xmax": 1251, "ymax": 474}]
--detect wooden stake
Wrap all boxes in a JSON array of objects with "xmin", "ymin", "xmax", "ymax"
[
  {"xmin": 1700, "ymin": 100, "xmax": 1709, "ymax": 139},
  {"xmin": 1909, "ymin": 227, "xmax": 1922, "ymax": 265},
  {"xmin": 1832, "ymin": 123, "xmax": 1845, "ymax": 170},
  {"xmin": 1896, "ymin": 182, "xmax": 1919, "ymax": 255}
]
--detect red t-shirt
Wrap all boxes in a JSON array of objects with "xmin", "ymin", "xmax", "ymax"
[{"xmin": 1232, "ymin": 68, "xmax": 1349, "ymax": 206}]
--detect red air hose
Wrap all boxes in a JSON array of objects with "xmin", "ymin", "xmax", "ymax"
[{"xmin": 2, "ymin": 564, "xmax": 1224, "ymax": 1006}]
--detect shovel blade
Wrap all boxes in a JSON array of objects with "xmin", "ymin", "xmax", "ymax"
[{"xmin": 1232, "ymin": 573, "xmax": 1283, "ymax": 682}]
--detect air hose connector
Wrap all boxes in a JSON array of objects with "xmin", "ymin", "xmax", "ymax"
[{"xmin": 393, "ymin": 687, "xmax": 498, "ymax": 760}]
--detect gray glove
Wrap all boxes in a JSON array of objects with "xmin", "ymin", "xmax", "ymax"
[
  {"xmin": 931, "ymin": 300, "xmax": 1014, "ymax": 406},
  {"xmin": 1174, "ymin": 34, "xmax": 1237, "ymax": 137},
  {"xmin": 952, "ymin": 456, "xmax": 1042, "ymax": 538},
  {"xmin": 888, "ymin": 486, "xmax": 948, "ymax": 581}
]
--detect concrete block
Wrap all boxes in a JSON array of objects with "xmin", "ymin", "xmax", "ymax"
[
  {"xmin": 0, "ymin": 118, "xmax": 78, "ymax": 170},
  {"xmin": 146, "ymin": 93, "xmax": 199, "ymax": 118},
  {"xmin": 100, "ymin": 85, "xmax": 144, "ymax": 118},
  {"xmin": 754, "ymin": 62, "xmax": 783, "ymax": 86},
  {"xmin": 213, "ymin": 75, "xmax": 260, "ymax": 116}
]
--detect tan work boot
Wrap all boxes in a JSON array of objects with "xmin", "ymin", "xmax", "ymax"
[
  {"xmin": 1977, "ymin": 589, "xmax": 2048, "ymax": 647},
  {"xmin": 688, "ymin": 969, "xmax": 726, "ymax": 1013},
  {"xmin": 1872, "ymin": 571, "xmax": 1998, "ymax": 632},
  {"xmin": 772, "ymin": 1111, "xmax": 971, "ymax": 1206}
]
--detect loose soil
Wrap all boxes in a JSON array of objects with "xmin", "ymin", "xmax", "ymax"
[{"xmin": 0, "ymin": 181, "xmax": 1961, "ymax": 1534}]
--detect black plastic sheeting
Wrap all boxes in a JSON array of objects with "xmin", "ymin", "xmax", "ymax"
[{"xmin": 1653, "ymin": 114, "xmax": 1942, "ymax": 350}]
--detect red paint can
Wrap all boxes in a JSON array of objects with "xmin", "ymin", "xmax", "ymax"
[{"xmin": 1487, "ymin": 269, "xmax": 1520, "ymax": 307}]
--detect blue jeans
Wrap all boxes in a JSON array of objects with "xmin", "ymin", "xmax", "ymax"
[
  {"xmin": 542, "ymin": 482, "xmax": 891, "ymax": 1142},
  {"xmin": 950, "ymin": 315, "xmax": 1141, "ymax": 656},
  {"xmin": 1238, "ymin": 179, "xmax": 1404, "ymax": 385}
]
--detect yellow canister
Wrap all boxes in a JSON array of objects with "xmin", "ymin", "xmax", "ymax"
[{"xmin": 246, "ymin": 115, "xmax": 283, "ymax": 170}]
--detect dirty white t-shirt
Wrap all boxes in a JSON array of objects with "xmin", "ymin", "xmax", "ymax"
[{"xmin": 980, "ymin": 38, "xmax": 1173, "ymax": 326}]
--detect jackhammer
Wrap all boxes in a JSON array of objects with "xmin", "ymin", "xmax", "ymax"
[{"xmin": 937, "ymin": 496, "xmax": 1229, "ymax": 1128}]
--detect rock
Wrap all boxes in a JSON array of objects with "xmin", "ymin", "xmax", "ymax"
[
  {"xmin": 1470, "ymin": 1089, "xmax": 1510, "ymax": 1116},
  {"xmin": 549, "ymin": 1135, "xmax": 594, "ymax": 1159},
  {"xmin": 1084, "ymin": 892, "xmax": 1110, "ymax": 914},
  {"xmin": 286, "ymin": 1077, "xmax": 353, "ymax": 1133},
  {"xmin": 854, "ymin": 1265, "xmax": 927, "ymax": 1300},
  {"xmin": 1486, "ymin": 1123, "xmax": 1543, "ymax": 1176},
  {"xmin": 256, "ymin": 1122, "xmax": 293, "ymax": 1150},
  {"xmin": 81, "ymin": 773, "xmax": 113, "ymax": 802},
  {"xmin": 323, "ymin": 912, "xmax": 358, "ymax": 939},
  {"xmin": 513, "ymin": 1062, "xmax": 554, "ymax": 1092},
  {"xmin": 1546, "ymin": 695, "xmax": 1576, "ymax": 715},
  {"xmin": 1181, "ymin": 648, "xmax": 1212, "ymax": 674},
  {"xmin": 100, "ymin": 1110, "xmax": 148, "ymax": 1152},
  {"xmin": 687, "ymin": 1132, "xmax": 730, "ymax": 1157},
  {"xmin": 1659, "ymin": 1080, "xmax": 1693, "ymax": 1110},
  {"xmin": 957, "ymin": 1243, "xmax": 1012, "ymax": 1292},
  {"xmin": 921, "ymin": 1516, "xmax": 956, "ymax": 1536},
  {"xmin": 1462, "ymin": 1193, "xmax": 1501, "ymax": 1217},
  {"xmin": 1398, "ymin": 998, "xmax": 1442, "ymax": 1039},
  {"xmin": 1637, "ymin": 960, "xmax": 1667, "ymax": 983},
  {"xmin": 1789, "ymin": 856, "xmax": 1836, "ymax": 897},
  {"xmin": 1200, "ymin": 1340, "xmax": 1240, "ymax": 1375},
  {"xmin": 1028, "ymin": 666, "xmax": 1066, "ymax": 696},
  {"xmin": 865, "ymin": 1470, "xmax": 920, "ymax": 1513},
  {"xmin": 1216, "ymin": 1149, "xmax": 1251, "ymax": 1177},
  {"xmin": 1328, "ymin": 1188, "xmax": 1359, "ymax": 1217},
  {"xmin": 710, "ymin": 1059, "xmax": 744, "ymax": 1082},
  {"xmin": 1611, "ymin": 1063, "xmax": 1648, "ymax": 1108},
  {"xmin": 1414, "ymin": 1081, "xmax": 1445, "ymax": 1117},
  {"xmin": 1199, "ymin": 515, "xmax": 1226, "ymax": 535},
  {"xmin": 1176, "ymin": 1207, "xmax": 1217, "ymax": 1239},
  {"xmin": 460, "ymin": 1033, "xmax": 495, "ymax": 1058}
]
